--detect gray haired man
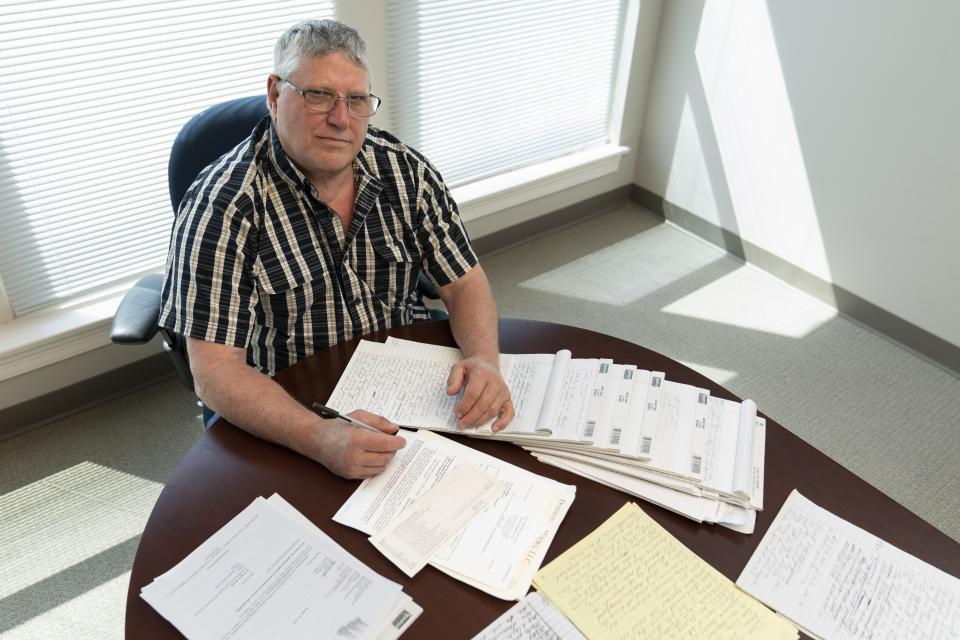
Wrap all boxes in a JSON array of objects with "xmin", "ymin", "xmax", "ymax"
[{"xmin": 160, "ymin": 19, "xmax": 513, "ymax": 479}]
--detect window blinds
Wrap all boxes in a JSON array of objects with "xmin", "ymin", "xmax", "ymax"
[
  {"xmin": 385, "ymin": 0, "xmax": 625, "ymax": 188},
  {"xmin": 0, "ymin": 1, "xmax": 334, "ymax": 317}
]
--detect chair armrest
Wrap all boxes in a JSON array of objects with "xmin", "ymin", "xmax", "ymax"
[
  {"xmin": 417, "ymin": 272, "xmax": 441, "ymax": 300},
  {"xmin": 110, "ymin": 273, "xmax": 164, "ymax": 344}
]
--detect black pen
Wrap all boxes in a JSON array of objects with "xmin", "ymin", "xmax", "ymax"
[{"xmin": 312, "ymin": 402, "xmax": 384, "ymax": 434}]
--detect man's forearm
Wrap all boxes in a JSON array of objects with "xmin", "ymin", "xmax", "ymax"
[
  {"xmin": 193, "ymin": 355, "xmax": 321, "ymax": 457},
  {"xmin": 442, "ymin": 266, "xmax": 501, "ymax": 365}
]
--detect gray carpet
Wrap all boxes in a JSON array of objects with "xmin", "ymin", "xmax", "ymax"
[{"xmin": 1, "ymin": 203, "xmax": 957, "ymax": 638}]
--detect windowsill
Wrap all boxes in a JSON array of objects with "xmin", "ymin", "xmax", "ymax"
[
  {"xmin": 0, "ymin": 144, "xmax": 629, "ymax": 381},
  {"xmin": 454, "ymin": 143, "xmax": 630, "ymax": 221},
  {"xmin": 0, "ymin": 280, "xmax": 149, "ymax": 382}
]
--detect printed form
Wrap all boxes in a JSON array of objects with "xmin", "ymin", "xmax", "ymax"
[
  {"xmin": 334, "ymin": 430, "xmax": 576, "ymax": 600},
  {"xmin": 140, "ymin": 496, "xmax": 412, "ymax": 640},
  {"xmin": 737, "ymin": 490, "xmax": 960, "ymax": 640},
  {"xmin": 369, "ymin": 463, "xmax": 504, "ymax": 577}
]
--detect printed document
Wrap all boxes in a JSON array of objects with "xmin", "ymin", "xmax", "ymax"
[
  {"xmin": 370, "ymin": 463, "xmax": 504, "ymax": 577},
  {"xmin": 737, "ymin": 490, "xmax": 960, "ymax": 640},
  {"xmin": 334, "ymin": 430, "xmax": 576, "ymax": 600},
  {"xmin": 532, "ymin": 502, "xmax": 798, "ymax": 640},
  {"xmin": 264, "ymin": 495, "xmax": 422, "ymax": 640},
  {"xmin": 140, "ymin": 496, "xmax": 414, "ymax": 640}
]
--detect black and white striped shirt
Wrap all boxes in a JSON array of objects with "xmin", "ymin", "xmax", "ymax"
[{"xmin": 159, "ymin": 117, "xmax": 477, "ymax": 375}]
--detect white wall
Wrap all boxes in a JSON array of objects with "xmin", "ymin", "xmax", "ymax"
[{"xmin": 635, "ymin": 0, "xmax": 960, "ymax": 348}]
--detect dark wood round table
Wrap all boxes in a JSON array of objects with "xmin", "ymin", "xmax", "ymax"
[{"xmin": 126, "ymin": 319, "xmax": 960, "ymax": 639}]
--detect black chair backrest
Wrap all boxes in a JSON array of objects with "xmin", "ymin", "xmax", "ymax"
[{"xmin": 167, "ymin": 95, "xmax": 269, "ymax": 213}]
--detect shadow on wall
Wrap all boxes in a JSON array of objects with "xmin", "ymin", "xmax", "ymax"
[{"xmin": 635, "ymin": 0, "xmax": 960, "ymax": 369}]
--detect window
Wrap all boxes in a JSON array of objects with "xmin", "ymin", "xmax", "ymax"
[
  {"xmin": 385, "ymin": 0, "xmax": 627, "ymax": 187},
  {"xmin": 0, "ymin": 1, "xmax": 334, "ymax": 318}
]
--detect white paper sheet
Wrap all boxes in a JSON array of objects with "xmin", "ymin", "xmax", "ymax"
[
  {"xmin": 737, "ymin": 490, "xmax": 960, "ymax": 640},
  {"xmin": 264, "ymin": 494, "xmax": 422, "ymax": 640},
  {"xmin": 530, "ymin": 451, "xmax": 756, "ymax": 534},
  {"xmin": 141, "ymin": 497, "xmax": 402, "ymax": 640},
  {"xmin": 471, "ymin": 591, "xmax": 586, "ymax": 640},
  {"xmin": 370, "ymin": 463, "xmax": 504, "ymax": 577},
  {"xmin": 334, "ymin": 430, "xmax": 576, "ymax": 600}
]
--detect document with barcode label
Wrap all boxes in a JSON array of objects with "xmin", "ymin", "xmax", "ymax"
[
  {"xmin": 327, "ymin": 337, "xmax": 765, "ymax": 533},
  {"xmin": 737, "ymin": 490, "xmax": 960, "ymax": 640}
]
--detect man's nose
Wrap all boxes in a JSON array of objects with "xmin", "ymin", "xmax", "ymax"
[{"xmin": 326, "ymin": 99, "xmax": 351, "ymax": 127}]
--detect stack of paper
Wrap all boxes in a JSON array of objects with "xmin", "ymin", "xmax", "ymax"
[
  {"xmin": 141, "ymin": 494, "xmax": 421, "ymax": 640},
  {"xmin": 738, "ymin": 490, "xmax": 960, "ymax": 639},
  {"xmin": 334, "ymin": 429, "xmax": 576, "ymax": 601},
  {"xmin": 532, "ymin": 502, "xmax": 798, "ymax": 640},
  {"xmin": 327, "ymin": 338, "xmax": 764, "ymax": 532}
]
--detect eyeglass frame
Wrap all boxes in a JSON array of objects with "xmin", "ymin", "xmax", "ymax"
[{"xmin": 278, "ymin": 77, "xmax": 381, "ymax": 117}]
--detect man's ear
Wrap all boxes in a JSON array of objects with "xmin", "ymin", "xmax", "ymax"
[{"xmin": 266, "ymin": 74, "xmax": 280, "ymax": 120}]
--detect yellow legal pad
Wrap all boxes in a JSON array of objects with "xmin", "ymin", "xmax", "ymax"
[{"xmin": 532, "ymin": 503, "xmax": 798, "ymax": 640}]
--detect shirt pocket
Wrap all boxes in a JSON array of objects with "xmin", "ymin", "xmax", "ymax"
[
  {"xmin": 358, "ymin": 234, "xmax": 420, "ymax": 311},
  {"xmin": 254, "ymin": 254, "xmax": 327, "ymax": 336}
]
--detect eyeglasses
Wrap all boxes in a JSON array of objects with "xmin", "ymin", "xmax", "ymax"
[{"xmin": 281, "ymin": 78, "xmax": 381, "ymax": 117}]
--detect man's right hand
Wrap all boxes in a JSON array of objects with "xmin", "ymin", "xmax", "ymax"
[{"xmin": 306, "ymin": 409, "xmax": 406, "ymax": 479}]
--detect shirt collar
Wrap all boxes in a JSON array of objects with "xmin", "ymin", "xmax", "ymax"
[{"xmin": 266, "ymin": 119, "xmax": 383, "ymax": 198}]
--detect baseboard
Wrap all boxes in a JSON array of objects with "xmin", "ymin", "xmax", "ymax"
[
  {"xmin": 0, "ymin": 353, "xmax": 178, "ymax": 440},
  {"xmin": 631, "ymin": 185, "xmax": 960, "ymax": 377},
  {"xmin": 472, "ymin": 185, "xmax": 633, "ymax": 257}
]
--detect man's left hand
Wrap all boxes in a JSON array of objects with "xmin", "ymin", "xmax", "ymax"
[{"xmin": 446, "ymin": 356, "xmax": 514, "ymax": 431}]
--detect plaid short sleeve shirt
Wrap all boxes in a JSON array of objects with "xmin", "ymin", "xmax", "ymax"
[{"xmin": 159, "ymin": 117, "xmax": 478, "ymax": 376}]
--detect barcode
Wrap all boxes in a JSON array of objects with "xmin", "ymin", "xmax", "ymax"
[
  {"xmin": 599, "ymin": 363, "xmax": 609, "ymax": 374},
  {"xmin": 584, "ymin": 421, "xmax": 596, "ymax": 438},
  {"xmin": 695, "ymin": 418, "xmax": 705, "ymax": 430},
  {"xmin": 698, "ymin": 393, "xmax": 708, "ymax": 404},
  {"xmin": 640, "ymin": 436, "xmax": 652, "ymax": 455},
  {"xmin": 610, "ymin": 428, "xmax": 622, "ymax": 446},
  {"xmin": 392, "ymin": 610, "xmax": 412, "ymax": 629},
  {"xmin": 623, "ymin": 369, "xmax": 633, "ymax": 380},
  {"xmin": 651, "ymin": 376, "xmax": 661, "ymax": 387},
  {"xmin": 690, "ymin": 455, "xmax": 703, "ymax": 475}
]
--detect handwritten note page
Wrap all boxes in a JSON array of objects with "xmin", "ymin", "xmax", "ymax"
[
  {"xmin": 327, "ymin": 339, "xmax": 461, "ymax": 430},
  {"xmin": 503, "ymin": 352, "xmax": 562, "ymax": 436},
  {"xmin": 472, "ymin": 592, "xmax": 586, "ymax": 640},
  {"xmin": 579, "ymin": 359, "xmax": 613, "ymax": 443},
  {"xmin": 589, "ymin": 364, "xmax": 630, "ymax": 451},
  {"xmin": 533, "ymin": 503, "xmax": 797, "ymax": 640},
  {"xmin": 737, "ymin": 490, "xmax": 960, "ymax": 640},
  {"xmin": 644, "ymin": 380, "xmax": 710, "ymax": 482},
  {"xmin": 615, "ymin": 369, "xmax": 660, "ymax": 460}
]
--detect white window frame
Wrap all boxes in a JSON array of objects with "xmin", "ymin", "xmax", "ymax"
[{"xmin": 0, "ymin": 0, "xmax": 642, "ymax": 382}]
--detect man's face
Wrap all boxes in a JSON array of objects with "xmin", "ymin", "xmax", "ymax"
[{"xmin": 267, "ymin": 52, "xmax": 370, "ymax": 184}]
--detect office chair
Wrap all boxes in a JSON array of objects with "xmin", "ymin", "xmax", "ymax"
[{"xmin": 110, "ymin": 95, "xmax": 445, "ymax": 395}]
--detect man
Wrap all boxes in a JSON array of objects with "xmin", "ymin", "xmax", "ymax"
[{"xmin": 159, "ymin": 19, "xmax": 513, "ymax": 479}]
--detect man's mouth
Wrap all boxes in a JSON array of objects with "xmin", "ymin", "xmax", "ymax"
[{"xmin": 315, "ymin": 135, "xmax": 350, "ymax": 146}]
